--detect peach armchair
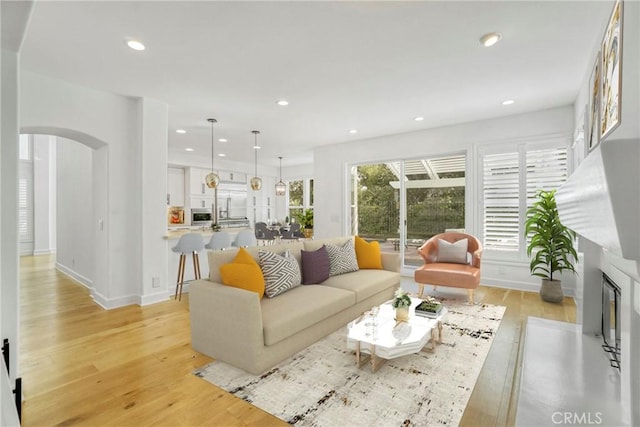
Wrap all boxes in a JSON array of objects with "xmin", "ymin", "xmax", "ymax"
[{"xmin": 414, "ymin": 232, "xmax": 482, "ymax": 304}]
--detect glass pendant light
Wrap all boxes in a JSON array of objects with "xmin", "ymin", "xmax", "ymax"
[
  {"xmin": 250, "ymin": 130, "xmax": 262, "ymax": 190},
  {"xmin": 205, "ymin": 118, "xmax": 220, "ymax": 189},
  {"xmin": 275, "ymin": 156, "xmax": 286, "ymax": 196}
]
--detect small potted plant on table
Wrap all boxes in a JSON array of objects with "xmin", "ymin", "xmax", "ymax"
[{"xmin": 392, "ymin": 289, "xmax": 412, "ymax": 322}]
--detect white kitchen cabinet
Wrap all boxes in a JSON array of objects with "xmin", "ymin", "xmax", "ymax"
[
  {"xmin": 189, "ymin": 167, "xmax": 215, "ymax": 197},
  {"xmin": 167, "ymin": 167, "xmax": 185, "ymax": 206},
  {"xmin": 191, "ymin": 196, "xmax": 214, "ymax": 210},
  {"xmin": 219, "ymin": 170, "xmax": 247, "ymax": 184}
]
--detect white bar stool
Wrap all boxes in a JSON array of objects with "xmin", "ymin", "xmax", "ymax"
[
  {"xmin": 205, "ymin": 231, "xmax": 232, "ymax": 251},
  {"xmin": 172, "ymin": 233, "xmax": 205, "ymax": 301}
]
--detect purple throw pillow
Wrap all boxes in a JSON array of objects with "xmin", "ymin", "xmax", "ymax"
[{"xmin": 301, "ymin": 245, "xmax": 331, "ymax": 285}]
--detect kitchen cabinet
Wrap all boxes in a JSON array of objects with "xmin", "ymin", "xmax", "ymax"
[
  {"xmin": 189, "ymin": 167, "xmax": 216, "ymax": 197},
  {"xmin": 191, "ymin": 196, "xmax": 214, "ymax": 210},
  {"xmin": 219, "ymin": 170, "xmax": 247, "ymax": 184},
  {"xmin": 167, "ymin": 167, "xmax": 185, "ymax": 206}
]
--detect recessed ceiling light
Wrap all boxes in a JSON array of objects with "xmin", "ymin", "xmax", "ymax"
[
  {"xmin": 502, "ymin": 99, "xmax": 515, "ymax": 105},
  {"xmin": 218, "ymin": 153, "xmax": 226, "ymax": 157},
  {"xmin": 126, "ymin": 39, "xmax": 146, "ymax": 51},
  {"xmin": 349, "ymin": 129, "xmax": 358, "ymax": 134},
  {"xmin": 276, "ymin": 100, "xmax": 289, "ymax": 106},
  {"xmin": 414, "ymin": 117, "xmax": 425, "ymax": 122},
  {"xmin": 253, "ymin": 145, "xmax": 261, "ymax": 150},
  {"xmin": 176, "ymin": 129, "xmax": 186, "ymax": 134},
  {"xmin": 218, "ymin": 138, "xmax": 228, "ymax": 143},
  {"xmin": 479, "ymin": 32, "xmax": 502, "ymax": 47},
  {"xmin": 185, "ymin": 148, "xmax": 194, "ymax": 152}
]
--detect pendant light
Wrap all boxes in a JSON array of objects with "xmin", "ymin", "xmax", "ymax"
[
  {"xmin": 205, "ymin": 118, "xmax": 220, "ymax": 189},
  {"xmin": 275, "ymin": 156, "xmax": 286, "ymax": 196},
  {"xmin": 250, "ymin": 130, "xmax": 262, "ymax": 190}
]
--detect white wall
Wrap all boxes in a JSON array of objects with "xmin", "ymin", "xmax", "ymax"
[
  {"xmin": 55, "ymin": 137, "xmax": 93, "ymax": 286},
  {"xmin": 314, "ymin": 105, "xmax": 574, "ymax": 291},
  {"xmin": 33, "ymin": 134, "xmax": 56, "ymax": 255},
  {"xmin": 20, "ymin": 71, "xmax": 170, "ymax": 308}
]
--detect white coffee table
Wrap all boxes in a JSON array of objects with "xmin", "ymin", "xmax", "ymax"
[{"xmin": 346, "ymin": 297, "xmax": 447, "ymax": 372}]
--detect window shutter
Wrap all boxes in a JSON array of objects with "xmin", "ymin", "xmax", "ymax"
[
  {"xmin": 482, "ymin": 152, "xmax": 520, "ymax": 251},
  {"xmin": 18, "ymin": 164, "xmax": 33, "ymax": 243},
  {"xmin": 526, "ymin": 148, "xmax": 569, "ymax": 204}
]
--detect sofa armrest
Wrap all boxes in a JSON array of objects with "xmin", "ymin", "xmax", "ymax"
[
  {"xmin": 381, "ymin": 251, "xmax": 400, "ymax": 273},
  {"xmin": 189, "ymin": 279, "xmax": 264, "ymax": 364}
]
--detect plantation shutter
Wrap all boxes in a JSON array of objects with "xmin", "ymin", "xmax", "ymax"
[
  {"xmin": 526, "ymin": 148, "xmax": 569, "ymax": 205},
  {"xmin": 19, "ymin": 163, "xmax": 33, "ymax": 243},
  {"xmin": 482, "ymin": 152, "xmax": 520, "ymax": 251}
]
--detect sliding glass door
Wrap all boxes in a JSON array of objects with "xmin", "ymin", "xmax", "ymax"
[{"xmin": 350, "ymin": 155, "xmax": 466, "ymax": 269}]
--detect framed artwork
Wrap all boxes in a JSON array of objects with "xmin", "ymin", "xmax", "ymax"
[
  {"xmin": 600, "ymin": 0, "xmax": 623, "ymax": 141},
  {"xmin": 587, "ymin": 52, "xmax": 600, "ymax": 151}
]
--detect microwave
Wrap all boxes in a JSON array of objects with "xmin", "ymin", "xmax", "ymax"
[{"xmin": 191, "ymin": 208, "xmax": 212, "ymax": 226}]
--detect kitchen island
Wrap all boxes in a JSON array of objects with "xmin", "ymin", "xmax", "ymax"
[{"xmin": 164, "ymin": 226, "xmax": 251, "ymax": 296}]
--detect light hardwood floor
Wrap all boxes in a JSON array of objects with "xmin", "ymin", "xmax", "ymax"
[{"xmin": 19, "ymin": 255, "xmax": 575, "ymax": 426}]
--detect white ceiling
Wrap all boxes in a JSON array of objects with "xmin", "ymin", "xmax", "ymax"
[{"xmin": 20, "ymin": 1, "xmax": 611, "ymax": 167}]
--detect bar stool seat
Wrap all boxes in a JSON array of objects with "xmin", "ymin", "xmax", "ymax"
[
  {"xmin": 172, "ymin": 233, "xmax": 205, "ymax": 301},
  {"xmin": 205, "ymin": 231, "xmax": 231, "ymax": 251}
]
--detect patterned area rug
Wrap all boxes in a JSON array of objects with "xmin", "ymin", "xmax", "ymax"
[{"xmin": 195, "ymin": 300, "xmax": 506, "ymax": 427}]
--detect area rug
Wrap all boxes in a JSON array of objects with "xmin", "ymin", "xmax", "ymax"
[{"xmin": 195, "ymin": 300, "xmax": 506, "ymax": 427}]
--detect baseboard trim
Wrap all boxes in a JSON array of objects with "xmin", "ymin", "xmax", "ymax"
[
  {"xmin": 33, "ymin": 249, "xmax": 56, "ymax": 256},
  {"xmin": 140, "ymin": 291, "xmax": 171, "ymax": 306},
  {"xmin": 91, "ymin": 290, "xmax": 139, "ymax": 310},
  {"xmin": 483, "ymin": 278, "xmax": 576, "ymax": 298},
  {"xmin": 55, "ymin": 262, "xmax": 93, "ymax": 289}
]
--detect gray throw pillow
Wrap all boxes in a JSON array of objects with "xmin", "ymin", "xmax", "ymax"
[
  {"xmin": 436, "ymin": 238, "xmax": 469, "ymax": 264},
  {"xmin": 325, "ymin": 240, "xmax": 359, "ymax": 276},
  {"xmin": 300, "ymin": 245, "xmax": 331, "ymax": 284},
  {"xmin": 259, "ymin": 250, "xmax": 302, "ymax": 298}
]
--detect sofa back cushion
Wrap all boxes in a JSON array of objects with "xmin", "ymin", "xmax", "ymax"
[{"xmin": 303, "ymin": 236, "xmax": 352, "ymax": 252}]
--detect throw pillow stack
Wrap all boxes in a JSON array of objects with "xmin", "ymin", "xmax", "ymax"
[{"xmin": 218, "ymin": 236, "xmax": 385, "ymax": 299}]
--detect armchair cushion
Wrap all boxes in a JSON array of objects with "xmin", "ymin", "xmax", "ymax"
[{"xmin": 436, "ymin": 238, "xmax": 468, "ymax": 264}]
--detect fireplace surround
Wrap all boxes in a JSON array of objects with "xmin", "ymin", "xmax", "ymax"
[{"xmin": 601, "ymin": 273, "xmax": 621, "ymax": 370}]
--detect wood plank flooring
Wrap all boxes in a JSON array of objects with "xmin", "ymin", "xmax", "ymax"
[{"xmin": 19, "ymin": 255, "xmax": 575, "ymax": 426}]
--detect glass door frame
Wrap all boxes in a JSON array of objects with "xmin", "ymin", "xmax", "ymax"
[{"xmin": 346, "ymin": 150, "xmax": 469, "ymax": 276}]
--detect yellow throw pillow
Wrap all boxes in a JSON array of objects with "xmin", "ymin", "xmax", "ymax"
[
  {"xmin": 219, "ymin": 248, "xmax": 265, "ymax": 298},
  {"xmin": 354, "ymin": 236, "xmax": 383, "ymax": 269}
]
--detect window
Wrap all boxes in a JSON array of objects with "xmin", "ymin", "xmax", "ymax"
[
  {"xmin": 18, "ymin": 135, "xmax": 34, "ymax": 244},
  {"xmin": 481, "ymin": 144, "xmax": 569, "ymax": 254},
  {"xmin": 288, "ymin": 180, "xmax": 303, "ymax": 221}
]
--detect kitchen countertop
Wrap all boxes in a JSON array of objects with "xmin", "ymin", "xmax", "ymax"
[{"xmin": 164, "ymin": 227, "xmax": 251, "ymax": 240}]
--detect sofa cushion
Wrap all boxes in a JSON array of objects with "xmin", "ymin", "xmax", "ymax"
[
  {"xmin": 437, "ymin": 238, "xmax": 468, "ymax": 264},
  {"xmin": 219, "ymin": 247, "xmax": 265, "ymax": 298},
  {"xmin": 354, "ymin": 236, "xmax": 383, "ymax": 269},
  {"xmin": 208, "ymin": 241, "xmax": 305, "ymax": 283},
  {"xmin": 300, "ymin": 245, "xmax": 331, "ymax": 285},
  {"xmin": 259, "ymin": 250, "xmax": 302, "ymax": 298},
  {"xmin": 261, "ymin": 285, "xmax": 355, "ymax": 346},
  {"xmin": 322, "ymin": 269, "xmax": 399, "ymax": 303},
  {"xmin": 325, "ymin": 240, "xmax": 359, "ymax": 276},
  {"xmin": 303, "ymin": 236, "xmax": 352, "ymax": 252}
]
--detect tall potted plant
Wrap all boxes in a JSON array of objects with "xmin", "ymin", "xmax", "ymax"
[{"xmin": 524, "ymin": 189, "xmax": 578, "ymax": 303}]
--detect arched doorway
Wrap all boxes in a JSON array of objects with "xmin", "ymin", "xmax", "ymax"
[{"xmin": 20, "ymin": 127, "xmax": 109, "ymax": 305}]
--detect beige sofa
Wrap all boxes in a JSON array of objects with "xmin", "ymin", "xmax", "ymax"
[{"xmin": 189, "ymin": 236, "xmax": 400, "ymax": 374}]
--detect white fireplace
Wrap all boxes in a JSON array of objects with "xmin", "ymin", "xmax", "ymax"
[{"xmin": 556, "ymin": 139, "xmax": 640, "ymax": 426}]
